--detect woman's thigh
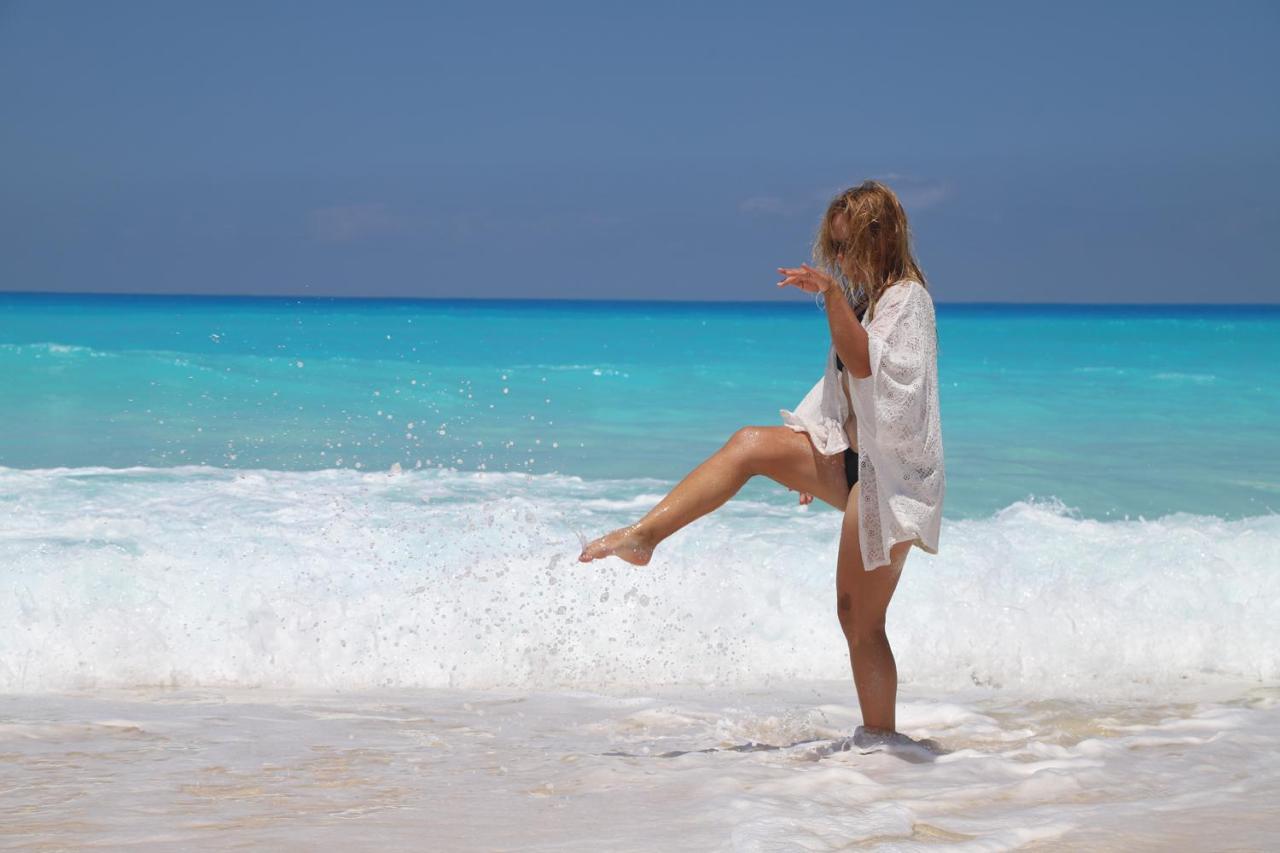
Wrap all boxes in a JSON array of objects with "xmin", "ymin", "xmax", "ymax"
[
  {"xmin": 835, "ymin": 483, "xmax": 911, "ymax": 631},
  {"xmin": 733, "ymin": 425, "xmax": 851, "ymax": 510}
]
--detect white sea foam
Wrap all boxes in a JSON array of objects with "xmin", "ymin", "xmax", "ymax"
[
  {"xmin": 1, "ymin": 465, "xmax": 1277, "ymax": 694},
  {"xmin": 1153, "ymin": 371, "xmax": 1217, "ymax": 382},
  {"xmin": 0, "ymin": 341, "xmax": 114, "ymax": 357}
]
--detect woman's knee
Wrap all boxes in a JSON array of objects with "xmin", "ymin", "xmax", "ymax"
[
  {"xmin": 836, "ymin": 591, "xmax": 887, "ymax": 645},
  {"xmin": 723, "ymin": 426, "xmax": 774, "ymax": 471}
]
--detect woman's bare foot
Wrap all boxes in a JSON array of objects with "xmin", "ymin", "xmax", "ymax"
[
  {"xmin": 578, "ymin": 524, "xmax": 655, "ymax": 566},
  {"xmin": 850, "ymin": 726, "xmax": 946, "ymax": 763}
]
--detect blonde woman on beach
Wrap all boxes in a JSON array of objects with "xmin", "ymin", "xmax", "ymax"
[{"xmin": 579, "ymin": 180, "xmax": 945, "ymax": 742}]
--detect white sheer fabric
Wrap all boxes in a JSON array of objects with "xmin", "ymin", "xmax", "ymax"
[{"xmin": 779, "ymin": 279, "xmax": 945, "ymax": 571}]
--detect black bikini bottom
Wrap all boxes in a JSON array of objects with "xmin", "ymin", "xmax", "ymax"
[
  {"xmin": 834, "ymin": 352, "xmax": 859, "ymax": 488},
  {"xmin": 843, "ymin": 447, "xmax": 859, "ymax": 489}
]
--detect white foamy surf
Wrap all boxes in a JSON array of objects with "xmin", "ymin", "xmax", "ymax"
[{"xmin": 2, "ymin": 465, "xmax": 1276, "ymax": 695}]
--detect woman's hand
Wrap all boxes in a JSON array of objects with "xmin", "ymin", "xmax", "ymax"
[{"xmin": 777, "ymin": 263, "xmax": 836, "ymax": 295}]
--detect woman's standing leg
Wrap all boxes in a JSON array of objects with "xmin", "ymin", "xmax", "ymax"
[
  {"xmin": 835, "ymin": 484, "xmax": 912, "ymax": 734},
  {"xmin": 578, "ymin": 426, "xmax": 849, "ymax": 565}
]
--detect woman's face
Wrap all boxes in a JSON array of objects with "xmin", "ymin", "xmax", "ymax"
[{"xmin": 828, "ymin": 214, "xmax": 858, "ymax": 284}]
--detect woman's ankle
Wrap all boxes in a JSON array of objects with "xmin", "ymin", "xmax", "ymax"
[{"xmin": 628, "ymin": 522, "xmax": 659, "ymax": 550}]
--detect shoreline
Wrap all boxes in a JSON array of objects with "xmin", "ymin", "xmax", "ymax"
[{"xmin": 4, "ymin": 680, "xmax": 1277, "ymax": 850}]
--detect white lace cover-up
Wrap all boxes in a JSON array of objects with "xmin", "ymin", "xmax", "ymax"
[{"xmin": 779, "ymin": 280, "xmax": 945, "ymax": 571}]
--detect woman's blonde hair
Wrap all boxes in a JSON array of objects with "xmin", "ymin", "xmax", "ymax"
[{"xmin": 813, "ymin": 180, "xmax": 928, "ymax": 322}]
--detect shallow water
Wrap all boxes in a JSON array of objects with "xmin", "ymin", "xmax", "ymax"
[{"xmin": 3, "ymin": 683, "xmax": 1277, "ymax": 851}]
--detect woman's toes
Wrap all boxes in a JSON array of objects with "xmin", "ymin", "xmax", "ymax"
[{"xmin": 579, "ymin": 534, "xmax": 611, "ymax": 562}]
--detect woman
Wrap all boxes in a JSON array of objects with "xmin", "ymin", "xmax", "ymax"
[{"xmin": 578, "ymin": 180, "xmax": 945, "ymax": 739}]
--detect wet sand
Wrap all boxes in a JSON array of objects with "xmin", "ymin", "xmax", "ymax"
[{"xmin": 3, "ymin": 681, "xmax": 1277, "ymax": 851}]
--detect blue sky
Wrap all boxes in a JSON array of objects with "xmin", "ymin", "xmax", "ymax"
[{"xmin": 2, "ymin": 1, "xmax": 1277, "ymax": 302}]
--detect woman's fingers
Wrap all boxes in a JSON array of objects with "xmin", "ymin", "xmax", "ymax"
[
  {"xmin": 778, "ymin": 278, "xmax": 818, "ymax": 292},
  {"xmin": 777, "ymin": 264, "xmax": 829, "ymax": 293}
]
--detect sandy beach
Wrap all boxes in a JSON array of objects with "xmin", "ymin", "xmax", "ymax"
[{"xmin": 4, "ymin": 681, "xmax": 1278, "ymax": 850}]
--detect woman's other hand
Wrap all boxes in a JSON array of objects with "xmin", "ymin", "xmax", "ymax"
[
  {"xmin": 777, "ymin": 263, "xmax": 836, "ymax": 294},
  {"xmin": 788, "ymin": 487, "xmax": 815, "ymax": 505}
]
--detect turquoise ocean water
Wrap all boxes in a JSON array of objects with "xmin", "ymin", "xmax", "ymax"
[
  {"xmin": 2, "ymin": 293, "xmax": 1277, "ymax": 519},
  {"xmin": 2, "ymin": 292, "xmax": 1278, "ymax": 693}
]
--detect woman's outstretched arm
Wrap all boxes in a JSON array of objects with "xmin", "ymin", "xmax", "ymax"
[{"xmin": 777, "ymin": 264, "xmax": 870, "ymax": 378}]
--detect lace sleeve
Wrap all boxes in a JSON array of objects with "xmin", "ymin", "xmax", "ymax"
[
  {"xmin": 845, "ymin": 280, "xmax": 945, "ymax": 572},
  {"xmin": 847, "ymin": 283, "xmax": 930, "ymax": 442}
]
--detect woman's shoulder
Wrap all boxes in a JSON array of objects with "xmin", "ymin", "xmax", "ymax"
[
  {"xmin": 877, "ymin": 280, "xmax": 936, "ymax": 325},
  {"xmin": 893, "ymin": 279, "xmax": 934, "ymax": 306},
  {"xmin": 878, "ymin": 279, "xmax": 924, "ymax": 305},
  {"xmin": 867, "ymin": 279, "xmax": 933, "ymax": 325}
]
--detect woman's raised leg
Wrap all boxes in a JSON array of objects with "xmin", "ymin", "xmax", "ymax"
[
  {"xmin": 578, "ymin": 426, "xmax": 850, "ymax": 565},
  {"xmin": 836, "ymin": 484, "xmax": 913, "ymax": 733}
]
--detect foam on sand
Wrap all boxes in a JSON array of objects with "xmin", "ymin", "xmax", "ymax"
[{"xmin": 1, "ymin": 683, "xmax": 1276, "ymax": 850}]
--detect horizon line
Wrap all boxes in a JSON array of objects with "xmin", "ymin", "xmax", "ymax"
[{"xmin": 1, "ymin": 289, "xmax": 1277, "ymax": 309}]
